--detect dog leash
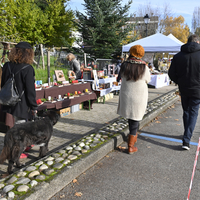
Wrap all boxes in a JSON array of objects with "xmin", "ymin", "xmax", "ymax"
[{"xmin": 32, "ymin": 110, "xmax": 40, "ymax": 121}]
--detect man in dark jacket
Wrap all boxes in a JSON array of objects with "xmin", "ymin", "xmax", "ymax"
[{"xmin": 168, "ymin": 34, "xmax": 200, "ymax": 150}]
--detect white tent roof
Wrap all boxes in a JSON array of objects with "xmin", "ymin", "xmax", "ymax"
[
  {"xmin": 167, "ymin": 33, "xmax": 184, "ymax": 45},
  {"xmin": 122, "ymin": 33, "xmax": 182, "ymax": 53}
]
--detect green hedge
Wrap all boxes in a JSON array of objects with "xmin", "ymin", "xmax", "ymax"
[{"xmin": 33, "ymin": 66, "xmax": 69, "ymax": 84}]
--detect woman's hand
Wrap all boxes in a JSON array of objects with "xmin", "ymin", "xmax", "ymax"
[{"xmin": 31, "ymin": 110, "xmax": 37, "ymax": 116}]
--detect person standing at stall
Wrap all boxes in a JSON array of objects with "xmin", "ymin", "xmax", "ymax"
[
  {"xmin": 66, "ymin": 53, "xmax": 81, "ymax": 79},
  {"xmin": 117, "ymin": 45, "xmax": 151, "ymax": 154},
  {"xmin": 1, "ymin": 41, "xmax": 37, "ymax": 158}
]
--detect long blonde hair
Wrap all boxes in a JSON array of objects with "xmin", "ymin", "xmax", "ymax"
[{"xmin": 66, "ymin": 53, "xmax": 76, "ymax": 61}]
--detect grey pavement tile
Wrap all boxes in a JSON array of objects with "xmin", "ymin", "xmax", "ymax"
[{"xmin": 0, "ymin": 85, "xmax": 178, "ymax": 174}]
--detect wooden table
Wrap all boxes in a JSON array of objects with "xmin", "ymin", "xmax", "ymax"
[
  {"xmin": 148, "ymin": 73, "xmax": 170, "ymax": 89},
  {"xmin": 0, "ymin": 82, "xmax": 97, "ymax": 129}
]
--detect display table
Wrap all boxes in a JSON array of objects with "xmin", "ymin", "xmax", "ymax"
[
  {"xmin": 81, "ymin": 77, "xmax": 120, "ymax": 103},
  {"xmin": 0, "ymin": 82, "xmax": 97, "ymax": 128},
  {"xmin": 95, "ymin": 85, "xmax": 121, "ymax": 97},
  {"xmin": 38, "ymin": 93, "xmax": 96, "ymax": 111},
  {"xmin": 42, "ymin": 82, "xmax": 93, "ymax": 99},
  {"xmin": 83, "ymin": 77, "xmax": 120, "ymax": 95},
  {"xmin": 85, "ymin": 77, "xmax": 120, "ymax": 103},
  {"xmin": 148, "ymin": 73, "xmax": 170, "ymax": 89},
  {"xmin": 98, "ymin": 77, "xmax": 117, "ymax": 84}
]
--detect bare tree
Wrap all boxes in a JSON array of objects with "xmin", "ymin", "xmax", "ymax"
[
  {"xmin": 137, "ymin": 1, "xmax": 160, "ymax": 18},
  {"xmin": 159, "ymin": 2, "xmax": 174, "ymax": 33},
  {"xmin": 192, "ymin": 7, "xmax": 200, "ymax": 34},
  {"xmin": 136, "ymin": 1, "xmax": 173, "ymax": 33}
]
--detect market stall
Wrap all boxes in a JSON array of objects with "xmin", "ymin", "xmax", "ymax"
[
  {"xmin": 98, "ymin": 77, "xmax": 120, "ymax": 95},
  {"xmin": 122, "ymin": 33, "xmax": 183, "ymax": 53},
  {"xmin": 83, "ymin": 76, "xmax": 121, "ymax": 103},
  {"xmin": 148, "ymin": 73, "xmax": 170, "ymax": 88},
  {"xmin": 37, "ymin": 82, "xmax": 96, "ymax": 110},
  {"xmin": 0, "ymin": 82, "xmax": 97, "ymax": 128}
]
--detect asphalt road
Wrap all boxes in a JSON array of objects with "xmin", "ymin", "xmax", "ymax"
[{"xmin": 50, "ymin": 99, "xmax": 200, "ymax": 200}]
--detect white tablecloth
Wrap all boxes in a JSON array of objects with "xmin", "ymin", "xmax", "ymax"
[
  {"xmin": 96, "ymin": 86, "xmax": 121, "ymax": 96},
  {"xmin": 148, "ymin": 74, "xmax": 170, "ymax": 89},
  {"xmin": 82, "ymin": 77, "xmax": 120, "ymax": 96}
]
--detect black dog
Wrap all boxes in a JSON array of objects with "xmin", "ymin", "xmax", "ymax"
[{"xmin": 0, "ymin": 110, "xmax": 60, "ymax": 174}]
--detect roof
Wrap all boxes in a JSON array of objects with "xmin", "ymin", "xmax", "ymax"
[{"xmin": 122, "ymin": 33, "xmax": 183, "ymax": 53}]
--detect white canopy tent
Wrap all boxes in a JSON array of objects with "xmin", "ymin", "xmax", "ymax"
[
  {"xmin": 122, "ymin": 33, "xmax": 183, "ymax": 53},
  {"xmin": 167, "ymin": 33, "xmax": 184, "ymax": 45}
]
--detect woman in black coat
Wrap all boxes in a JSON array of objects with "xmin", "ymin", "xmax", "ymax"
[{"xmin": 1, "ymin": 42, "xmax": 37, "ymax": 124}]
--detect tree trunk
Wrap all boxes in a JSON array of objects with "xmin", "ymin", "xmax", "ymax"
[
  {"xmin": 40, "ymin": 44, "xmax": 45, "ymax": 69},
  {"xmin": 47, "ymin": 50, "xmax": 51, "ymax": 86}
]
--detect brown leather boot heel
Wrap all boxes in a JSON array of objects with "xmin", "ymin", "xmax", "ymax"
[{"xmin": 128, "ymin": 134, "xmax": 138, "ymax": 154}]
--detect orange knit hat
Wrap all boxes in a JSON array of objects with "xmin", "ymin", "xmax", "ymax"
[{"xmin": 129, "ymin": 45, "xmax": 145, "ymax": 58}]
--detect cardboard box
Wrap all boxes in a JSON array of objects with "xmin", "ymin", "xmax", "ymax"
[
  {"xmin": 104, "ymin": 94, "xmax": 110, "ymax": 101},
  {"xmin": 110, "ymin": 93, "xmax": 114, "ymax": 99},
  {"xmin": 97, "ymin": 93, "xmax": 114, "ymax": 103},
  {"xmin": 97, "ymin": 96, "xmax": 105, "ymax": 103},
  {"xmin": 71, "ymin": 104, "xmax": 80, "ymax": 113},
  {"xmin": 57, "ymin": 107, "xmax": 70, "ymax": 117}
]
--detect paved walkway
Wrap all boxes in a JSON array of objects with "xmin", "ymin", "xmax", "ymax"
[
  {"xmin": 0, "ymin": 84, "xmax": 178, "ymax": 174},
  {"xmin": 50, "ymin": 99, "xmax": 200, "ymax": 200}
]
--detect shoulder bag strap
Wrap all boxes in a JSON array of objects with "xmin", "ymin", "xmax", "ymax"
[
  {"xmin": 7, "ymin": 62, "xmax": 12, "ymax": 75},
  {"xmin": 14, "ymin": 64, "xmax": 30, "ymax": 76},
  {"xmin": 7, "ymin": 63, "xmax": 29, "ymax": 76},
  {"xmin": 9, "ymin": 63, "xmax": 30, "ymax": 98}
]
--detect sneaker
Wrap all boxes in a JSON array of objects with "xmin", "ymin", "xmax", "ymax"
[
  {"xmin": 182, "ymin": 142, "xmax": 190, "ymax": 150},
  {"xmin": 20, "ymin": 153, "xmax": 29, "ymax": 159}
]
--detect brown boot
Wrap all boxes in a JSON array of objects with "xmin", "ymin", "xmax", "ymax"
[{"xmin": 128, "ymin": 134, "xmax": 138, "ymax": 154}]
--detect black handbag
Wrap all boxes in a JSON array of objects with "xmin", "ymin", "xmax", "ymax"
[{"xmin": 0, "ymin": 63, "xmax": 28, "ymax": 106}]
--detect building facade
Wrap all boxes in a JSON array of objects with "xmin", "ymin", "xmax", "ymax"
[{"xmin": 128, "ymin": 16, "xmax": 159, "ymax": 38}]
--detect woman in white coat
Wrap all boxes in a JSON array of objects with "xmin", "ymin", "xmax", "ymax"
[{"xmin": 117, "ymin": 45, "xmax": 151, "ymax": 154}]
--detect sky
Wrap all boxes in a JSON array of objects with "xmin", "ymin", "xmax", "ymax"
[{"xmin": 68, "ymin": 0, "xmax": 198, "ymax": 31}]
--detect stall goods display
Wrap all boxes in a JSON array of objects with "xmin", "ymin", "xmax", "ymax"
[
  {"xmin": 65, "ymin": 93, "xmax": 74, "ymax": 99},
  {"xmin": 41, "ymin": 98, "xmax": 47, "ymax": 102},
  {"xmin": 54, "ymin": 81, "xmax": 63, "ymax": 87},
  {"xmin": 36, "ymin": 99, "xmax": 43, "ymax": 105},
  {"xmin": 40, "ymin": 98, "xmax": 57, "ymax": 103},
  {"xmin": 71, "ymin": 80, "xmax": 79, "ymax": 84},
  {"xmin": 42, "ymin": 85, "xmax": 51, "ymax": 89}
]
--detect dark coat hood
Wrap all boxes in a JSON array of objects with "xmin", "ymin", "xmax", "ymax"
[
  {"xmin": 168, "ymin": 42, "xmax": 200, "ymax": 99},
  {"xmin": 181, "ymin": 42, "xmax": 200, "ymax": 53}
]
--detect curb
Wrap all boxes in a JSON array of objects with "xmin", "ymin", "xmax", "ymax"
[
  {"xmin": 140, "ymin": 94, "xmax": 179, "ymax": 129},
  {"xmin": 24, "ymin": 92, "xmax": 180, "ymax": 200},
  {"xmin": 25, "ymin": 133, "xmax": 125, "ymax": 200}
]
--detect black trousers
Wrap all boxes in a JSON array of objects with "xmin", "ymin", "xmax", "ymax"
[{"xmin": 128, "ymin": 119, "xmax": 139, "ymax": 135}]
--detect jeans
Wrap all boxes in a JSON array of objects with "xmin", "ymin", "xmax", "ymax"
[
  {"xmin": 181, "ymin": 95, "xmax": 200, "ymax": 144},
  {"xmin": 128, "ymin": 119, "xmax": 139, "ymax": 136}
]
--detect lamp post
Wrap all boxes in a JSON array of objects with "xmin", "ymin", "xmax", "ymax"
[{"xmin": 144, "ymin": 14, "xmax": 150, "ymax": 37}]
